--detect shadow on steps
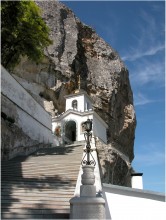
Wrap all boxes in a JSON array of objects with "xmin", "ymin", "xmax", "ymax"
[{"xmin": 1, "ymin": 145, "xmax": 84, "ymax": 219}]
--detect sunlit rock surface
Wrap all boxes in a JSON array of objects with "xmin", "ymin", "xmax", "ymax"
[{"xmin": 10, "ymin": 0, "xmax": 136, "ymax": 186}]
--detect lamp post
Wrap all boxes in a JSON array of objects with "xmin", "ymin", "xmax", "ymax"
[
  {"xmin": 81, "ymin": 119, "xmax": 96, "ymax": 166},
  {"xmin": 70, "ymin": 119, "xmax": 105, "ymax": 219}
]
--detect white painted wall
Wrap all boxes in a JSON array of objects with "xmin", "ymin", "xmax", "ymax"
[
  {"xmin": 65, "ymin": 93, "xmax": 93, "ymax": 112},
  {"xmin": 66, "ymin": 95, "xmax": 85, "ymax": 112},
  {"xmin": 1, "ymin": 66, "xmax": 51, "ymax": 129},
  {"xmin": 131, "ymin": 175, "xmax": 143, "ymax": 189},
  {"xmin": 52, "ymin": 110, "xmax": 108, "ymax": 144},
  {"xmin": 93, "ymin": 113, "xmax": 107, "ymax": 144},
  {"xmin": 52, "ymin": 112, "xmax": 93, "ymax": 142},
  {"xmin": 84, "ymin": 95, "xmax": 93, "ymax": 111},
  {"xmin": 103, "ymin": 184, "xmax": 166, "ymax": 220},
  {"xmin": 1, "ymin": 66, "xmax": 54, "ymax": 145},
  {"xmin": 17, "ymin": 107, "xmax": 53, "ymax": 144}
]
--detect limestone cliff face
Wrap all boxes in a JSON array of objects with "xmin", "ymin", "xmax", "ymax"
[{"xmin": 12, "ymin": 1, "xmax": 136, "ymax": 186}]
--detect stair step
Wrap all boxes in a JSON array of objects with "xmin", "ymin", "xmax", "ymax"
[
  {"xmin": 2, "ymin": 173, "xmax": 79, "ymax": 177},
  {"xmin": 2, "ymin": 202, "xmax": 70, "ymax": 209},
  {"xmin": 1, "ymin": 144, "xmax": 84, "ymax": 219},
  {"xmin": 2, "ymin": 213, "xmax": 69, "ymax": 219},
  {"xmin": 2, "ymin": 199, "xmax": 70, "ymax": 205},
  {"xmin": 1, "ymin": 190, "xmax": 75, "ymax": 195},
  {"xmin": 1, "ymin": 195, "xmax": 72, "ymax": 200},
  {"xmin": 2, "ymin": 169, "xmax": 80, "ymax": 174},
  {"xmin": 2, "ymin": 208, "xmax": 70, "ymax": 214},
  {"xmin": 1, "ymin": 181, "xmax": 76, "ymax": 185},
  {"xmin": 2, "ymin": 163, "xmax": 81, "ymax": 167}
]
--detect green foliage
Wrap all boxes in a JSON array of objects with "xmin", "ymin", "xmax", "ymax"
[{"xmin": 1, "ymin": 0, "xmax": 52, "ymax": 70}]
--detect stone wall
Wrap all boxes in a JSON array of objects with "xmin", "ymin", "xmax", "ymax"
[{"xmin": 1, "ymin": 66, "xmax": 55, "ymax": 160}]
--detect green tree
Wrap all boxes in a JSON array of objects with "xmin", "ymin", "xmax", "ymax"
[{"xmin": 1, "ymin": 0, "xmax": 52, "ymax": 70}]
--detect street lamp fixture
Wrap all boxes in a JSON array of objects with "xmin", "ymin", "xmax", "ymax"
[
  {"xmin": 81, "ymin": 119, "xmax": 96, "ymax": 166},
  {"xmin": 83, "ymin": 119, "xmax": 92, "ymax": 132}
]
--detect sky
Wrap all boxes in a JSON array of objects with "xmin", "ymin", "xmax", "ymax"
[{"xmin": 61, "ymin": 0, "xmax": 165, "ymax": 193}]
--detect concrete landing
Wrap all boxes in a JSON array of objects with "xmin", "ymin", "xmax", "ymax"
[{"xmin": 1, "ymin": 145, "xmax": 83, "ymax": 219}]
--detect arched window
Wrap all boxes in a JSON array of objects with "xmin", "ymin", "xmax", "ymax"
[{"xmin": 72, "ymin": 100, "xmax": 78, "ymax": 110}]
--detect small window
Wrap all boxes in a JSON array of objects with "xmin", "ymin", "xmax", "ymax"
[
  {"xmin": 72, "ymin": 100, "xmax": 78, "ymax": 110},
  {"xmin": 86, "ymin": 102, "xmax": 90, "ymax": 110}
]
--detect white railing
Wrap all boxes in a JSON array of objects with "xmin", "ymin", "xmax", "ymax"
[{"xmin": 74, "ymin": 141, "xmax": 102, "ymax": 197}]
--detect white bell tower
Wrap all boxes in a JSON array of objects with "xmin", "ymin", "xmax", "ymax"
[{"xmin": 65, "ymin": 90, "xmax": 93, "ymax": 112}]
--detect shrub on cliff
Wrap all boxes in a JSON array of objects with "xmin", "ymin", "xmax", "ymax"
[{"xmin": 1, "ymin": 0, "xmax": 52, "ymax": 70}]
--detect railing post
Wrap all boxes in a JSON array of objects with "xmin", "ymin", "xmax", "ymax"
[{"xmin": 70, "ymin": 164, "xmax": 105, "ymax": 219}]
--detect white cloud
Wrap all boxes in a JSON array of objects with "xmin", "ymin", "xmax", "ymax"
[
  {"xmin": 130, "ymin": 59, "xmax": 165, "ymax": 86},
  {"xmin": 122, "ymin": 9, "xmax": 165, "ymax": 62},
  {"xmin": 122, "ymin": 44, "xmax": 164, "ymax": 62},
  {"xmin": 134, "ymin": 93, "xmax": 154, "ymax": 106}
]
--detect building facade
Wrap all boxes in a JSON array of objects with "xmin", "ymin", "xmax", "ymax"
[{"xmin": 52, "ymin": 89, "xmax": 108, "ymax": 145}]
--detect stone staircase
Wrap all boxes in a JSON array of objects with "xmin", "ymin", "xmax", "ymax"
[{"xmin": 1, "ymin": 144, "xmax": 84, "ymax": 219}]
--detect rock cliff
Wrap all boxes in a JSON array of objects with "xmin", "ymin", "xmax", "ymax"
[{"xmin": 11, "ymin": 0, "xmax": 136, "ymax": 186}]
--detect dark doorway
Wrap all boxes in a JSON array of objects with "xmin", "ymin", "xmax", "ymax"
[{"xmin": 65, "ymin": 120, "xmax": 76, "ymax": 142}]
